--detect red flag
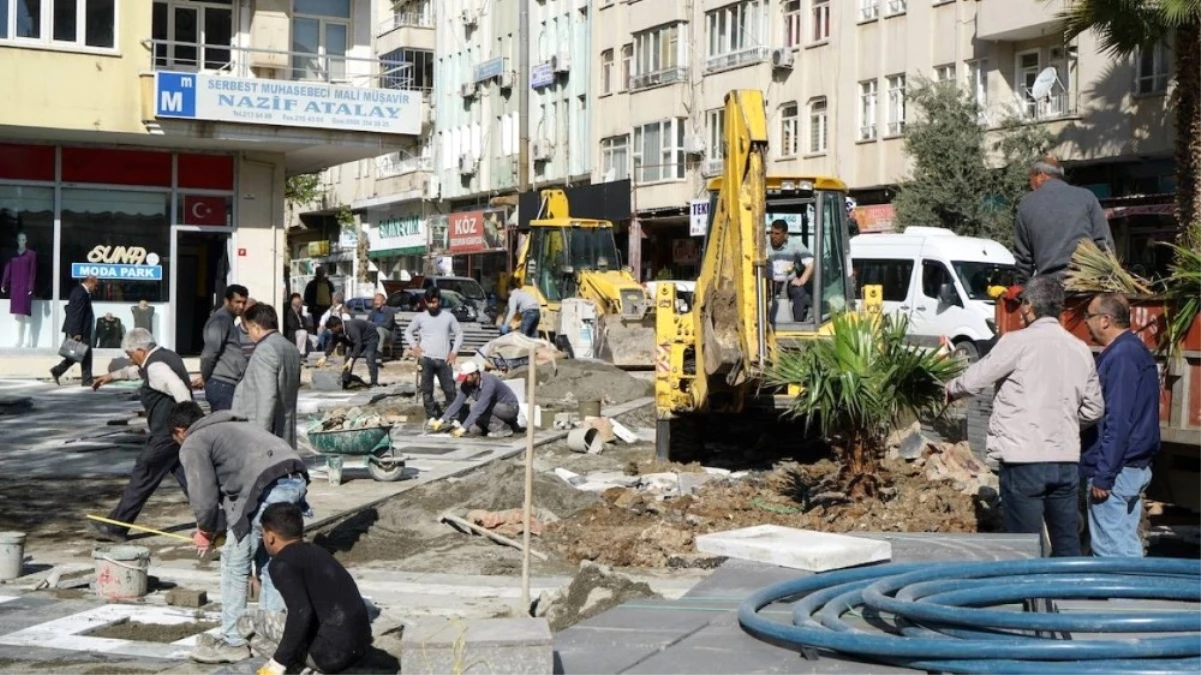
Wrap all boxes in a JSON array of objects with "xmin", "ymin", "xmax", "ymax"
[{"xmin": 182, "ymin": 195, "xmax": 227, "ymax": 226}]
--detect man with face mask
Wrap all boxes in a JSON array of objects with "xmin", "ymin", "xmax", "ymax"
[
  {"xmin": 404, "ymin": 288, "xmax": 464, "ymax": 420},
  {"xmin": 944, "ymin": 276, "xmax": 1104, "ymax": 557}
]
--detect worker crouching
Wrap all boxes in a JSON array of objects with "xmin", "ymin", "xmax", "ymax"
[{"xmin": 429, "ymin": 361, "xmax": 523, "ymax": 438}]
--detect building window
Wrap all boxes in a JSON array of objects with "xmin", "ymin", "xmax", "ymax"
[
  {"xmin": 380, "ymin": 47, "xmax": 434, "ymax": 90},
  {"xmin": 633, "ymin": 119, "xmax": 686, "ymax": 183},
  {"xmin": 780, "ymin": 103, "xmax": 799, "ymax": 157},
  {"xmin": 634, "ymin": 22, "xmax": 685, "ymax": 76},
  {"xmin": 808, "ymin": 97, "xmax": 827, "ymax": 154},
  {"xmin": 1015, "ymin": 50, "xmax": 1042, "ymax": 118},
  {"xmin": 601, "ymin": 135, "xmax": 630, "ymax": 181},
  {"xmin": 705, "ymin": 107, "xmax": 725, "ymax": 171},
  {"xmin": 2, "ymin": 0, "xmax": 117, "ymax": 48},
  {"xmin": 811, "ymin": 0, "xmax": 829, "ymax": 43},
  {"xmin": 968, "ymin": 59, "xmax": 988, "ymax": 114},
  {"xmin": 859, "ymin": 0, "xmax": 878, "ymax": 22},
  {"xmin": 1135, "ymin": 42, "xmax": 1170, "ymax": 94},
  {"xmin": 152, "ymin": 1, "xmax": 233, "ymax": 70},
  {"xmin": 934, "ymin": 63, "xmax": 955, "ymax": 83},
  {"xmin": 292, "ymin": 0, "xmax": 351, "ymax": 82},
  {"xmin": 706, "ymin": 0, "xmax": 765, "ymax": 61},
  {"xmin": 859, "ymin": 79, "xmax": 877, "ymax": 140},
  {"xmin": 886, "ymin": 74, "xmax": 906, "ymax": 136},
  {"xmin": 620, "ymin": 43, "xmax": 632, "ymax": 90},
  {"xmin": 885, "ymin": 0, "xmax": 906, "ymax": 16},
  {"xmin": 601, "ymin": 48, "xmax": 614, "ymax": 94},
  {"xmin": 783, "ymin": 0, "xmax": 801, "ymax": 49}
]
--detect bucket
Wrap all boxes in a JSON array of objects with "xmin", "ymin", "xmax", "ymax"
[
  {"xmin": 93, "ymin": 545, "xmax": 151, "ymax": 601},
  {"xmin": 578, "ymin": 400, "xmax": 602, "ymax": 419},
  {"xmin": 0, "ymin": 532, "xmax": 26, "ymax": 581},
  {"xmin": 567, "ymin": 428, "xmax": 604, "ymax": 454}
]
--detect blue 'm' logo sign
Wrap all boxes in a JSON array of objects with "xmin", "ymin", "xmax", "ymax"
[{"xmin": 156, "ymin": 72, "xmax": 197, "ymax": 118}]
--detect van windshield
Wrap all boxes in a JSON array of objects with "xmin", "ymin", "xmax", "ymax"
[
  {"xmin": 436, "ymin": 278, "xmax": 485, "ymax": 300},
  {"xmin": 953, "ymin": 262, "xmax": 1018, "ymax": 301}
]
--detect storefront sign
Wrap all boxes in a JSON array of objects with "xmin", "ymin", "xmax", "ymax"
[
  {"xmin": 74, "ymin": 245, "xmax": 163, "ymax": 280},
  {"xmin": 307, "ymin": 241, "xmax": 331, "ymax": 257},
  {"xmin": 154, "ymin": 72, "xmax": 421, "ymax": 135},
  {"xmin": 531, "ymin": 64, "xmax": 555, "ymax": 89},
  {"xmin": 475, "ymin": 57, "xmax": 505, "ymax": 82},
  {"xmin": 852, "ymin": 204, "xmax": 896, "ymax": 233},
  {"xmin": 379, "ymin": 215, "xmax": 421, "ymax": 239},
  {"xmin": 672, "ymin": 239, "xmax": 700, "ymax": 265},
  {"xmin": 369, "ymin": 214, "xmax": 426, "ymax": 258},
  {"xmin": 182, "ymin": 195, "xmax": 227, "ymax": 226},
  {"xmin": 689, "ymin": 199, "xmax": 709, "ymax": 237},
  {"xmin": 447, "ymin": 210, "xmax": 506, "ymax": 254}
]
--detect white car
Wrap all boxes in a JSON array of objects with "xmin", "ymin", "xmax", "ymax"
[
  {"xmin": 852, "ymin": 227, "xmax": 1017, "ymax": 362},
  {"xmin": 643, "ymin": 280, "xmax": 696, "ymax": 313}
]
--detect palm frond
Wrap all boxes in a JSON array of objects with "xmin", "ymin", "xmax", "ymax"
[
  {"xmin": 1064, "ymin": 239, "xmax": 1154, "ymax": 295},
  {"xmin": 1159, "ymin": 241, "xmax": 1201, "ymax": 357}
]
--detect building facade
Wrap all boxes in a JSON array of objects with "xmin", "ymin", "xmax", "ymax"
[{"xmin": 0, "ymin": 0, "xmax": 423, "ymax": 375}]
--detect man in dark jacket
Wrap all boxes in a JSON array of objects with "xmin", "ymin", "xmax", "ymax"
[
  {"xmin": 321, "ymin": 316, "xmax": 380, "ymax": 387},
  {"xmin": 89, "ymin": 328, "xmax": 193, "ymax": 542},
  {"xmin": 303, "ymin": 267, "xmax": 335, "ymax": 323},
  {"xmin": 232, "ymin": 304, "xmax": 301, "ymax": 448},
  {"xmin": 368, "ymin": 292, "xmax": 397, "ymax": 350},
  {"xmin": 50, "ymin": 275, "xmax": 98, "ymax": 386},
  {"xmin": 1014, "ymin": 156, "xmax": 1114, "ymax": 281},
  {"xmin": 1082, "ymin": 293, "xmax": 1161, "ymax": 557},
  {"xmin": 193, "ymin": 284, "xmax": 249, "ymax": 411},
  {"xmin": 168, "ymin": 402, "xmax": 310, "ymax": 665}
]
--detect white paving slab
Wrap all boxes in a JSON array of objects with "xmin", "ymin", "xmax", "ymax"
[
  {"xmin": 695, "ymin": 524, "xmax": 892, "ymax": 572},
  {"xmin": 0, "ymin": 604, "xmax": 221, "ymax": 660}
]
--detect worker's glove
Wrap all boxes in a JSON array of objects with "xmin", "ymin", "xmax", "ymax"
[
  {"xmin": 192, "ymin": 530, "xmax": 216, "ymax": 558},
  {"xmin": 256, "ymin": 659, "xmax": 286, "ymax": 675},
  {"xmin": 428, "ymin": 419, "xmax": 445, "ymax": 432},
  {"xmin": 450, "ymin": 427, "xmax": 466, "ymax": 438},
  {"xmin": 342, "ymin": 361, "xmax": 353, "ymax": 373},
  {"xmin": 316, "ymin": 357, "xmax": 327, "ymax": 368}
]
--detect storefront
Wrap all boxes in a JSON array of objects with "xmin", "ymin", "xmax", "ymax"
[
  {"xmin": 0, "ymin": 143, "xmax": 238, "ymax": 356},
  {"xmin": 367, "ymin": 210, "xmax": 427, "ymax": 291}
]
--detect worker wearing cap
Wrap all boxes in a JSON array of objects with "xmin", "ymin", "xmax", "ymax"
[{"xmin": 429, "ymin": 361, "xmax": 521, "ymax": 438}]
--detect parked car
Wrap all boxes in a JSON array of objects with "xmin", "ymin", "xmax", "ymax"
[
  {"xmin": 851, "ymin": 226, "xmax": 1017, "ymax": 362},
  {"xmin": 387, "ymin": 288, "xmax": 479, "ymax": 324},
  {"xmin": 413, "ymin": 276, "xmax": 489, "ymax": 316},
  {"xmin": 344, "ymin": 296, "xmax": 374, "ymax": 320}
]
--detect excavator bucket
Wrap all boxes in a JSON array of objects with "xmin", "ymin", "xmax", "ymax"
[{"xmin": 595, "ymin": 314, "xmax": 657, "ymax": 369}]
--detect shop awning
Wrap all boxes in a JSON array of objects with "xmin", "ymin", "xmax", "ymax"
[{"xmin": 368, "ymin": 246, "xmax": 426, "ymax": 259}]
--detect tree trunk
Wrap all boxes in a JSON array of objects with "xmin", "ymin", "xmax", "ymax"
[
  {"xmin": 1174, "ymin": 20, "xmax": 1201, "ymax": 240},
  {"xmin": 842, "ymin": 434, "xmax": 880, "ymax": 501}
]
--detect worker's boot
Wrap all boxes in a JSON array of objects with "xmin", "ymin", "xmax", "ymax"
[{"xmin": 89, "ymin": 522, "xmax": 127, "ymax": 543}]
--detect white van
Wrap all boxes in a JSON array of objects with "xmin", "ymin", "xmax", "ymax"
[{"xmin": 851, "ymin": 227, "xmax": 1017, "ymax": 361}]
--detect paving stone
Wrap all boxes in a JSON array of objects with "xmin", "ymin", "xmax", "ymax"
[
  {"xmin": 164, "ymin": 587, "xmax": 207, "ymax": 608},
  {"xmin": 696, "ymin": 525, "xmax": 892, "ymax": 572},
  {"xmin": 399, "ymin": 617, "xmax": 553, "ymax": 675}
]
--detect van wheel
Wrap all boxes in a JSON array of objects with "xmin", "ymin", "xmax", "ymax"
[{"xmin": 953, "ymin": 339, "xmax": 980, "ymax": 363}]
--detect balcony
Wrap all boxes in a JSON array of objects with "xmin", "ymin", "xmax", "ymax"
[
  {"xmin": 704, "ymin": 46, "xmax": 771, "ymax": 74},
  {"xmin": 376, "ymin": 151, "xmax": 433, "ymax": 178},
  {"xmin": 977, "ymin": 0, "xmax": 1067, "ymax": 41},
  {"xmin": 631, "ymin": 67, "xmax": 689, "ymax": 92},
  {"xmin": 377, "ymin": 11, "xmax": 436, "ymax": 53},
  {"xmin": 981, "ymin": 90, "xmax": 1079, "ymax": 126},
  {"xmin": 378, "ymin": 11, "xmax": 435, "ymax": 35}
]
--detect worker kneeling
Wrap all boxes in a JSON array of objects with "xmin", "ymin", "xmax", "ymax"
[{"xmin": 429, "ymin": 361, "xmax": 522, "ymax": 438}]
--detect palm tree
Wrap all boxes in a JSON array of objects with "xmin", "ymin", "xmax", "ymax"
[
  {"xmin": 1058, "ymin": 0, "xmax": 1201, "ymax": 238},
  {"xmin": 763, "ymin": 314, "xmax": 965, "ymax": 501}
]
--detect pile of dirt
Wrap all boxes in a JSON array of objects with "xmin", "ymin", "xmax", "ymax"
[
  {"xmin": 315, "ymin": 401, "xmax": 427, "ymax": 431},
  {"xmin": 85, "ymin": 619, "xmax": 218, "ymax": 643},
  {"xmin": 543, "ymin": 458, "xmax": 996, "ymax": 568},
  {"xmin": 535, "ymin": 561, "xmax": 660, "ymax": 631},
  {"xmin": 512, "ymin": 359, "xmax": 652, "ymax": 406}
]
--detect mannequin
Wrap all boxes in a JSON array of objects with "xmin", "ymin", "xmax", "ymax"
[
  {"xmin": 94, "ymin": 312, "xmax": 125, "ymax": 349},
  {"xmin": 1, "ymin": 232, "xmax": 37, "ymax": 348},
  {"xmin": 131, "ymin": 299, "xmax": 155, "ymax": 335}
]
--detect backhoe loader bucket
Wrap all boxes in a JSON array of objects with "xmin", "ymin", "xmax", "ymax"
[{"xmin": 595, "ymin": 314, "xmax": 656, "ymax": 369}]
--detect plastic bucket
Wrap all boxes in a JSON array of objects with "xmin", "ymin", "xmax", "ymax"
[
  {"xmin": 93, "ymin": 545, "xmax": 151, "ymax": 601},
  {"xmin": 0, "ymin": 532, "xmax": 26, "ymax": 581}
]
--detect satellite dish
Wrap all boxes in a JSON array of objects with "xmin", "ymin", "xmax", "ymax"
[{"xmin": 1030, "ymin": 67, "xmax": 1059, "ymax": 100}]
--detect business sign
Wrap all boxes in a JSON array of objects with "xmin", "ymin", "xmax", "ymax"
[
  {"xmin": 72, "ymin": 245, "xmax": 162, "ymax": 280},
  {"xmin": 852, "ymin": 204, "xmax": 896, "ymax": 233},
  {"xmin": 689, "ymin": 199, "xmax": 709, "ymax": 237},
  {"xmin": 369, "ymin": 214, "xmax": 425, "ymax": 256},
  {"xmin": 531, "ymin": 63, "xmax": 554, "ymax": 89},
  {"xmin": 182, "ymin": 195, "xmax": 227, "ymax": 226},
  {"xmin": 475, "ymin": 57, "xmax": 505, "ymax": 82},
  {"xmin": 447, "ymin": 210, "xmax": 505, "ymax": 254},
  {"xmin": 154, "ymin": 71, "xmax": 422, "ymax": 135}
]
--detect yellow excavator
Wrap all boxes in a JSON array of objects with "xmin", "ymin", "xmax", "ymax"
[
  {"xmin": 653, "ymin": 89, "xmax": 864, "ymax": 458},
  {"xmin": 510, "ymin": 189, "xmax": 656, "ymax": 368}
]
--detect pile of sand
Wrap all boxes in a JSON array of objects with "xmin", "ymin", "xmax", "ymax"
[{"xmin": 510, "ymin": 359, "xmax": 652, "ymax": 406}]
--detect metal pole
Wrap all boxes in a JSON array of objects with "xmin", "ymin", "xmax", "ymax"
[
  {"xmin": 518, "ymin": 0, "xmax": 531, "ymax": 193},
  {"xmin": 520, "ymin": 346, "xmax": 537, "ymax": 610}
]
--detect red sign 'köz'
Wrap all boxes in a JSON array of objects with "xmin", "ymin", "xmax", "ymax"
[{"xmin": 448, "ymin": 211, "xmax": 486, "ymax": 254}]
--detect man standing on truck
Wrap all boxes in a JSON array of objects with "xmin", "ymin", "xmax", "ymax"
[
  {"xmin": 406, "ymin": 287, "xmax": 464, "ymax": 421},
  {"xmin": 945, "ymin": 276, "xmax": 1104, "ymax": 557},
  {"xmin": 1081, "ymin": 293, "xmax": 1161, "ymax": 557},
  {"xmin": 768, "ymin": 219, "xmax": 814, "ymax": 323},
  {"xmin": 1014, "ymin": 156, "xmax": 1114, "ymax": 281}
]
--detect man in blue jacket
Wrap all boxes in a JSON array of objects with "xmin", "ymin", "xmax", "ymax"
[{"xmin": 1082, "ymin": 293, "xmax": 1161, "ymax": 557}]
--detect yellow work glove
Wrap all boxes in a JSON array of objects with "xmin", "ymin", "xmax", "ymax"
[
  {"xmin": 342, "ymin": 361, "xmax": 353, "ymax": 372},
  {"xmin": 316, "ymin": 356, "xmax": 327, "ymax": 368},
  {"xmin": 428, "ymin": 419, "xmax": 444, "ymax": 432},
  {"xmin": 256, "ymin": 659, "xmax": 285, "ymax": 675},
  {"xmin": 451, "ymin": 427, "xmax": 466, "ymax": 438}
]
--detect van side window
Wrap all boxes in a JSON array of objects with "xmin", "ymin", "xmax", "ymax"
[
  {"xmin": 921, "ymin": 260, "xmax": 954, "ymax": 299},
  {"xmin": 853, "ymin": 258, "xmax": 913, "ymax": 302}
]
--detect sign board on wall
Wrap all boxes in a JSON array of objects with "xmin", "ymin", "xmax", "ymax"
[
  {"xmin": 72, "ymin": 245, "xmax": 163, "ymax": 280},
  {"xmin": 531, "ymin": 64, "xmax": 554, "ymax": 89},
  {"xmin": 369, "ymin": 214, "xmax": 426, "ymax": 255},
  {"xmin": 447, "ymin": 210, "xmax": 505, "ymax": 254},
  {"xmin": 154, "ymin": 72, "xmax": 422, "ymax": 135},
  {"xmin": 852, "ymin": 204, "xmax": 897, "ymax": 233},
  {"xmin": 475, "ymin": 57, "xmax": 505, "ymax": 82},
  {"xmin": 689, "ymin": 199, "xmax": 709, "ymax": 237}
]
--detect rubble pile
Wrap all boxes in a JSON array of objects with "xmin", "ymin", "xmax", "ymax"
[{"xmin": 533, "ymin": 561, "xmax": 661, "ymax": 631}]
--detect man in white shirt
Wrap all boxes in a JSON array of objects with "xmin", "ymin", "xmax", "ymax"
[{"xmin": 768, "ymin": 219, "xmax": 815, "ymax": 323}]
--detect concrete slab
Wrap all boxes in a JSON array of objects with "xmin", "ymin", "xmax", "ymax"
[
  {"xmin": 400, "ymin": 617, "xmax": 553, "ymax": 675},
  {"xmin": 696, "ymin": 525, "xmax": 892, "ymax": 572}
]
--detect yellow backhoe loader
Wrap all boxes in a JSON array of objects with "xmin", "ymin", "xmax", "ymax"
[{"xmin": 511, "ymin": 189, "xmax": 656, "ymax": 368}]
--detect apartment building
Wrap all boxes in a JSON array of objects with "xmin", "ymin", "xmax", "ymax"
[
  {"xmin": 592, "ymin": 0, "xmax": 1174, "ymax": 279},
  {"xmin": 0, "ymin": 0, "xmax": 422, "ymax": 376}
]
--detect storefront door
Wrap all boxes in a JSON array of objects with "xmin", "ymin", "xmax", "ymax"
[{"xmin": 174, "ymin": 230, "xmax": 229, "ymax": 355}]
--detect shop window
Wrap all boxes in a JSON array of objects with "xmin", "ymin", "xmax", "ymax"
[
  {"xmin": 60, "ymin": 189, "xmax": 171, "ymax": 304},
  {"xmin": 0, "ymin": 143, "xmax": 55, "ymax": 182},
  {"xmin": 3, "ymin": 0, "xmax": 116, "ymax": 49},
  {"xmin": 178, "ymin": 154, "xmax": 235, "ymax": 190},
  {"xmin": 62, "ymin": 148, "xmax": 173, "ymax": 187},
  {"xmin": 0, "ymin": 186, "xmax": 55, "ymax": 350}
]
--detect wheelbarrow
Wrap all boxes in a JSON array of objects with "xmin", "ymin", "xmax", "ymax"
[{"xmin": 305, "ymin": 424, "xmax": 406, "ymax": 486}]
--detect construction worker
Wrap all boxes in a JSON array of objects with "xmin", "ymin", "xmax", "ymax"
[
  {"xmin": 1014, "ymin": 156, "xmax": 1114, "ymax": 281},
  {"xmin": 768, "ymin": 219, "xmax": 814, "ymax": 323},
  {"xmin": 193, "ymin": 284, "xmax": 249, "ymax": 411},
  {"xmin": 405, "ymin": 287, "xmax": 464, "ymax": 420},
  {"xmin": 320, "ymin": 315, "xmax": 380, "ymax": 387},
  {"xmin": 500, "ymin": 286, "xmax": 540, "ymax": 338},
  {"xmin": 430, "ymin": 361, "xmax": 521, "ymax": 438}
]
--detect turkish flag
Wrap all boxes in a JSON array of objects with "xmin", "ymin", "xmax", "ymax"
[{"xmin": 182, "ymin": 195, "xmax": 227, "ymax": 226}]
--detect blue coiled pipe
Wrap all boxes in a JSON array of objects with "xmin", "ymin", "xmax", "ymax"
[{"xmin": 738, "ymin": 557, "xmax": 1201, "ymax": 674}]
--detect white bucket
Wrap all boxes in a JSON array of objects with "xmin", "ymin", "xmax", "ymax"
[
  {"xmin": 0, "ymin": 532, "xmax": 26, "ymax": 581},
  {"xmin": 93, "ymin": 545, "xmax": 151, "ymax": 601}
]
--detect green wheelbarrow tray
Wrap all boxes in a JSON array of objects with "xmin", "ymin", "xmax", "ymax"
[{"xmin": 305, "ymin": 425, "xmax": 406, "ymax": 485}]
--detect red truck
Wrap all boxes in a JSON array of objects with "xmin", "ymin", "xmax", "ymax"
[{"xmin": 995, "ymin": 295, "xmax": 1201, "ymax": 513}]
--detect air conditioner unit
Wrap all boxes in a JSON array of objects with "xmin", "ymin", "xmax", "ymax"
[
  {"xmin": 532, "ymin": 139, "xmax": 555, "ymax": 161},
  {"xmin": 459, "ymin": 82, "xmax": 477, "ymax": 99},
  {"xmin": 550, "ymin": 53, "xmax": 571, "ymax": 74},
  {"xmin": 683, "ymin": 134, "xmax": 706, "ymax": 155},
  {"xmin": 499, "ymin": 71, "xmax": 515, "ymax": 90},
  {"xmin": 460, "ymin": 9, "xmax": 476, "ymax": 26},
  {"xmin": 771, "ymin": 48, "xmax": 795, "ymax": 70},
  {"xmin": 458, "ymin": 153, "xmax": 476, "ymax": 175},
  {"xmin": 423, "ymin": 176, "xmax": 441, "ymax": 200}
]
